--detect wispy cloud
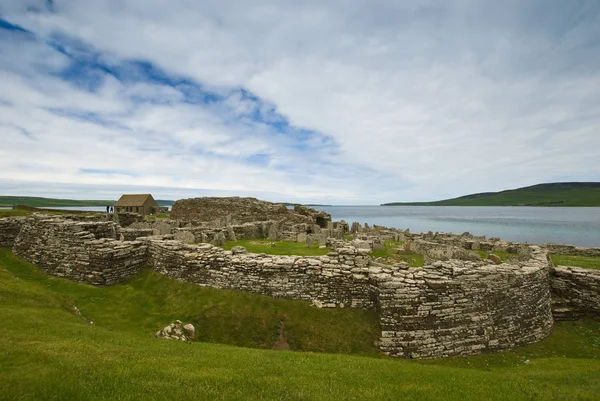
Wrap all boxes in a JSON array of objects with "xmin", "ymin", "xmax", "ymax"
[{"xmin": 1, "ymin": 1, "xmax": 599, "ymax": 203}]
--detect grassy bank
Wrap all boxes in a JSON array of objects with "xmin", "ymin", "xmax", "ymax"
[
  {"xmin": 1, "ymin": 249, "xmax": 600, "ymax": 399},
  {"xmin": 551, "ymin": 254, "xmax": 600, "ymax": 270}
]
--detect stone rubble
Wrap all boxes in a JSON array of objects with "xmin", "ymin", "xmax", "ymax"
[{"xmin": 155, "ymin": 320, "xmax": 196, "ymax": 341}]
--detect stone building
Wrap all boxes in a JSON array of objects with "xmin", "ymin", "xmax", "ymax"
[{"xmin": 114, "ymin": 194, "xmax": 159, "ymax": 216}]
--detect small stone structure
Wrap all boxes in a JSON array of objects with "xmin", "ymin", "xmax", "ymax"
[{"xmin": 114, "ymin": 193, "xmax": 160, "ymax": 217}]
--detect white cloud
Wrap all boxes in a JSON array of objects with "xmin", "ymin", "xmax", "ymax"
[{"xmin": 1, "ymin": 1, "xmax": 599, "ymax": 203}]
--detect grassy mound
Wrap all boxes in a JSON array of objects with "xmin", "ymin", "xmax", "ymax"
[{"xmin": 1, "ymin": 248, "xmax": 600, "ymax": 399}]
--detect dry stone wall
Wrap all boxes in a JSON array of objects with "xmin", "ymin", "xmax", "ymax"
[
  {"xmin": 13, "ymin": 215, "xmax": 147, "ymax": 285},
  {"xmin": 148, "ymin": 240, "xmax": 375, "ymax": 309},
  {"xmin": 551, "ymin": 266, "xmax": 600, "ymax": 320},
  {"xmin": 0, "ymin": 217, "xmax": 25, "ymax": 247},
  {"xmin": 1, "ymin": 214, "xmax": 570, "ymax": 359},
  {"xmin": 373, "ymin": 247, "xmax": 554, "ymax": 358}
]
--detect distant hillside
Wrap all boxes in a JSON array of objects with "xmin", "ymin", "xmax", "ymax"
[
  {"xmin": 382, "ymin": 182, "xmax": 600, "ymax": 207},
  {"xmin": 0, "ymin": 196, "xmax": 114, "ymax": 207},
  {"xmin": 155, "ymin": 199, "xmax": 174, "ymax": 207},
  {"xmin": 0, "ymin": 196, "xmax": 174, "ymax": 208}
]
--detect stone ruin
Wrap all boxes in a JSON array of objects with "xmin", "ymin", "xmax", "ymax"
[
  {"xmin": 0, "ymin": 205, "xmax": 599, "ymax": 359},
  {"xmin": 170, "ymin": 197, "xmax": 331, "ymax": 227}
]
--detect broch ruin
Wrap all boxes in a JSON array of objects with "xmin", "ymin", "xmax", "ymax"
[{"xmin": 1, "ymin": 196, "xmax": 598, "ymax": 359}]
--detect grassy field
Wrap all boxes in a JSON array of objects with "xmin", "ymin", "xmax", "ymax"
[
  {"xmin": 0, "ymin": 209, "xmax": 32, "ymax": 218},
  {"xmin": 1, "ymin": 249, "xmax": 600, "ymax": 399},
  {"xmin": 371, "ymin": 240, "xmax": 424, "ymax": 267},
  {"xmin": 551, "ymin": 254, "xmax": 600, "ymax": 270},
  {"xmin": 383, "ymin": 182, "xmax": 600, "ymax": 207},
  {"xmin": 223, "ymin": 239, "xmax": 332, "ymax": 256}
]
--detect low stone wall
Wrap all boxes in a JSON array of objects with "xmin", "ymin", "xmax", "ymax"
[
  {"xmin": 2, "ymin": 214, "xmax": 562, "ymax": 359},
  {"xmin": 551, "ymin": 266, "xmax": 600, "ymax": 320},
  {"xmin": 0, "ymin": 218, "xmax": 25, "ymax": 248},
  {"xmin": 148, "ymin": 240, "xmax": 375, "ymax": 309},
  {"xmin": 13, "ymin": 215, "xmax": 147, "ymax": 285},
  {"xmin": 374, "ymin": 247, "xmax": 553, "ymax": 358}
]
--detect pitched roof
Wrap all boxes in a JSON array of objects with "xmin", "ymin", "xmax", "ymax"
[{"xmin": 114, "ymin": 194, "xmax": 156, "ymax": 207}]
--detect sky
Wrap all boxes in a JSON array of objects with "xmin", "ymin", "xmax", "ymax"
[{"xmin": 1, "ymin": 1, "xmax": 599, "ymax": 204}]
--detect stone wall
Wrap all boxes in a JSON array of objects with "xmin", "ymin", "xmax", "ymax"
[
  {"xmin": 2, "ymin": 214, "xmax": 562, "ymax": 359},
  {"xmin": 551, "ymin": 266, "xmax": 600, "ymax": 320},
  {"xmin": 12, "ymin": 215, "xmax": 147, "ymax": 285},
  {"xmin": 0, "ymin": 218, "xmax": 25, "ymax": 248},
  {"xmin": 374, "ymin": 246, "xmax": 553, "ymax": 358},
  {"xmin": 147, "ymin": 240, "xmax": 375, "ymax": 309}
]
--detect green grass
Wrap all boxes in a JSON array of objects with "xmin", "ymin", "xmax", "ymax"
[
  {"xmin": 0, "ymin": 209, "xmax": 32, "ymax": 218},
  {"xmin": 371, "ymin": 240, "xmax": 424, "ymax": 267},
  {"xmin": 383, "ymin": 182, "xmax": 600, "ymax": 207},
  {"xmin": 1, "ymin": 249, "xmax": 600, "ymax": 399},
  {"xmin": 222, "ymin": 239, "xmax": 332, "ymax": 256},
  {"xmin": 551, "ymin": 254, "xmax": 600, "ymax": 270}
]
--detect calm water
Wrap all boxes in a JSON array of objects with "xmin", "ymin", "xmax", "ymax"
[
  {"xmin": 3, "ymin": 205, "xmax": 598, "ymax": 247},
  {"xmin": 314, "ymin": 206, "xmax": 600, "ymax": 247}
]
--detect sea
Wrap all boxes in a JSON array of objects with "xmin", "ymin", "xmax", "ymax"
[{"xmin": 1, "ymin": 205, "xmax": 598, "ymax": 247}]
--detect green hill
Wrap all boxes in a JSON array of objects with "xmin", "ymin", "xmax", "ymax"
[
  {"xmin": 0, "ymin": 196, "xmax": 174, "ymax": 208},
  {"xmin": 383, "ymin": 182, "xmax": 600, "ymax": 207},
  {"xmin": 0, "ymin": 196, "xmax": 114, "ymax": 207},
  {"xmin": 1, "ymin": 248, "xmax": 600, "ymax": 399}
]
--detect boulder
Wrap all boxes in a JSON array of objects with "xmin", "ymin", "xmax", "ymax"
[{"xmin": 155, "ymin": 320, "xmax": 196, "ymax": 341}]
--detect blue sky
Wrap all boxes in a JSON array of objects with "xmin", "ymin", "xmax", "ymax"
[{"xmin": 1, "ymin": 1, "xmax": 599, "ymax": 204}]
